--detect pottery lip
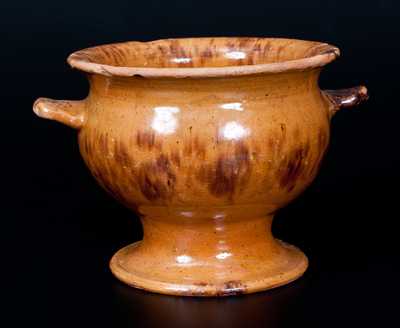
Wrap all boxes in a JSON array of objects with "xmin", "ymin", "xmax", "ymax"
[{"xmin": 67, "ymin": 37, "xmax": 340, "ymax": 78}]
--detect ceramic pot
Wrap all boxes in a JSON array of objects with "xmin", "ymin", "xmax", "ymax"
[{"xmin": 33, "ymin": 37, "xmax": 368, "ymax": 296}]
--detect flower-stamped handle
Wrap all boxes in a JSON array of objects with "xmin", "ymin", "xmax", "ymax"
[
  {"xmin": 323, "ymin": 86, "xmax": 369, "ymax": 117},
  {"xmin": 33, "ymin": 98, "xmax": 86, "ymax": 129}
]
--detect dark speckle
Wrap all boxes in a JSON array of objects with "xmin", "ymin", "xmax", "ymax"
[{"xmin": 157, "ymin": 45, "xmax": 167, "ymax": 55}]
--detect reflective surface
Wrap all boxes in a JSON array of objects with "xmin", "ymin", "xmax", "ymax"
[
  {"xmin": 111, "ymin": 277, "xmax": 307, "ymax": 327},
  {"xmin": 151, "ymin": 106, "xmax": 180, "ymax": 135}
]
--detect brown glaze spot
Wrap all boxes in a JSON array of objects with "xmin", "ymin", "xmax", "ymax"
[
  {"xmin": 169, "ymin": 41, "xmax": 179, "ymax": 57},
  {"xmin": 197, "ymin": 141, "xmax": 251, "ymax": 199},
  {"xmin": 83, "ymin": 136, "xmax": 91, "ymax": 156},
  {"xmin": 219, "ymin": 280, "xmax": 246, "ymax": 296},
  {"xmin": 307, "ymin": 43, "xmax": 337, "ymax": 57},
  {"xmin": 170, "ymin": 151, "xmax": 181, "ymax": 167},
  {"xmin": 268, "ymin": 137, "xmax": 275, "ymax": 149},
  {"xmin": 168, "ymin": 41, "xmax": 193, "ymax": 67},
  {"xmin": 262, "ymin": 43, "xmax": 271, "ymax": 57},
  {"xmin": 268, "ymin": 124, "xmax": 287, "ymax": 156},
  {"xmin": 246, "ymin": 55, "xmax": 254, "ymax": 65},
  {"xmin": 136, "ymin": 131, "xmax": 161, "ymax": 150},
  {"xmin": 109, "ymin": 44, "xmax": 124, "ymax": 65},
  {"xmin": 81, "ymin": 131, "xmax": 140, "ymax": 211},
  {"xmin": 194, "ymin": 282, "xmax": 208, "ymax": 287},
  {"xmin": 193, "ymin": 136, "xmax": 206, "ymax": 159},
  {"xmin": 184, "ymin": 142, "xmax": 192, "ymax": 156},
  {"xmin": 114, "ymin": 141, "xmax": 131, "ymax": 166},
  {"xmin": 201, "ymin": 48, "xmax": 213, "ymax": 58},
  {"xmin": 157, "ymin": 45, "xmax": 167, "ymax": 56},
  {"xmin": 253, "ymin": 43, "xmax": 262, "ymax": 52},
  {"xmin": 179, "ymin": 281, "xmax": 246, "ymax": 296},
  {"xmin": 276, "ymin": 45, "xmax": 285, "ymax": 60},
  {"xmin": 238, "ymin": 38, "xmax": 250, "ymax": 48},
  {"xmin": 137, "ymin": 154, "xmax": 176, "ymax": 201},
  {"xmin": 184, "ymin": 136, "xmax": 206, "ymax": 159},
  {"xmin": 226, "ymin": 41, "xmax": 236, "ymax": 51},
  {"xmin": 279, "ymin": 142, "xmax": 310, "ymax": 192},
  {"xmin": 211, "ymin": 154, "xmax": 241, "ymax": 197},
  {"xmin": 278, "ymin": 124, "xmax": 287, "ymax": 150}
]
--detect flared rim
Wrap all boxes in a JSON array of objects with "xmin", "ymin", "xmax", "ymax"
[{"xmin": 67, "ymin": 37, "xmax": 340, "ymax": 78}]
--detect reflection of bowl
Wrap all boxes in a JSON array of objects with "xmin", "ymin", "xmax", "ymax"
[
  {"xmin": 33, "ymin": 37, "xmax": 368, "ymax": 296},
  {"xmin": 112, "ymin": 277, "xmax": 307, "ymax": 327}
]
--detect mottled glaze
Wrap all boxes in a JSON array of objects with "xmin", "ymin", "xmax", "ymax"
[{"xmin": 33, "ymin": 37, "xmax": 368, "ymax": 296}]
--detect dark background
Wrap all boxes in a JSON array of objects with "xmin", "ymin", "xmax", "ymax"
[{"xmin": 2, "ymin": 0, "xmax": 399, "ymax": 327}]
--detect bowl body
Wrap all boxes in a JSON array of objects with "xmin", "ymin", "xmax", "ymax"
[{"xmin": 79, "ymin": 71, "xmax": 330, "ymax": 216}]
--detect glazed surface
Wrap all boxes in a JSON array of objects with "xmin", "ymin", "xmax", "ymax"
[
  {"xmin": 67, "ymin": 37, "xmax": 339, "ymax": 77},
  {"xmin": 79, "ymin": 70, "xmax": 330, "ymax": 216},
  {"xmin": 69, "ymin": 37, "xmax": 334, "ymax": 68}
]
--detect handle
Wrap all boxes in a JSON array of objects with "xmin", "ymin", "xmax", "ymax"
[
  {"xmin": 33, "ymin": 97, "xmax": 86, "ymax": 129},
  {"xmin": 323, "ymin": 86, "xmax": 369, "ymax": 117}
]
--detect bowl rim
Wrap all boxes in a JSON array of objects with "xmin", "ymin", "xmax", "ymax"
[{"xmin": 67, "ymin": 37, "xmax": 340, "ymax": 78}]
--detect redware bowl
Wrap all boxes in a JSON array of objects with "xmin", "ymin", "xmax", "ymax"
[{"xmin": 33, "ymin": 37, "xmax": 368, "ymax": 296}]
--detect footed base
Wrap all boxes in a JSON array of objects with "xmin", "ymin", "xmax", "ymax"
[{"xmin": 110, "ymin": 239, "xmax": 308, "ymax": 297}]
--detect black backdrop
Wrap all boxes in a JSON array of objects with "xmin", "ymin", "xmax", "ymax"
[{"xmin": 2, "ymin": 0, "xmax": 399, "ymax": 327}]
